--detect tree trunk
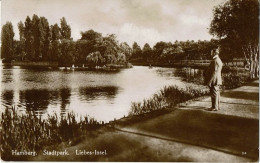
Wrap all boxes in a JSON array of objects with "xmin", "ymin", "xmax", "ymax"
[{"xmin": 243, "ymin": 45, "xmax": 259, "ymax": 79}]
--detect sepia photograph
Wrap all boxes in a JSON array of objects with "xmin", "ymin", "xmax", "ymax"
[{"xmin": 0, "ymin": 0, "xmax": 259, "ymax": 162}]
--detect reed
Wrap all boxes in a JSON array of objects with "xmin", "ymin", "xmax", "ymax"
[
  {"xmin": 0, "ymin": 107, "xmax": 102, "ymax": 160},
  {"xmin": 129, "ymin": 84, "xmax": 209, "ymax": 116}
]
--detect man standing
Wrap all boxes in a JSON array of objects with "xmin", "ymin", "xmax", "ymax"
[{"xmin": 207, "ymin": 47, "xmax": 223, "ymax": 111}]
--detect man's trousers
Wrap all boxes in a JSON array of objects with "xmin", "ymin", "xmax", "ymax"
[{"xmin": 209, "ymin": 85, "xmax": 220, "ymax": 110}]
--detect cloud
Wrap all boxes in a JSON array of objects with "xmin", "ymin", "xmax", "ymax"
[
  {"xmin": 1, "ymin": 0, "xmax": 226, "ymax": 47},
  {"xmin": 118, "ymin": 23, "xmax": 165, "ymax": 47}
]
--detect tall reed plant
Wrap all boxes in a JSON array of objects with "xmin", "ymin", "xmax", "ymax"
[
  {"xmin": 0, "ymin": 107, "xmax": 102, "ymax": 160},
  {"xmin": 129, "ymin": 84, "xmax": 209, "ymax": 116}
]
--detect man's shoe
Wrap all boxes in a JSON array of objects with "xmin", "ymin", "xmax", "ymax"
[
  {"xmin": 207, "ymin": 108, "xmax": 214, "ymax": 111},
  {"xmin": 212, "ymin": 108, "xmax": 218, "ymax": 111}
]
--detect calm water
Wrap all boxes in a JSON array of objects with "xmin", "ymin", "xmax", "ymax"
[{"xmin": 0, "ymin": 65, "xmax": 188, "ymax": 122}]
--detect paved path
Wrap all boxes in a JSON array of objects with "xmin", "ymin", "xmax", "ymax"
[{"xmin": 115, "ymin": 80, "xmax": 259, "ymax": 162}]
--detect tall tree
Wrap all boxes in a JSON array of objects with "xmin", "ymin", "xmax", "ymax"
[
  {"xmin": 31, "ymin": 14, "xmax": 42, "ymax": 61},
  {"xmin": 60, "ymin": 39, "xmax": 75, "ymax": 65},
  {"xmin": 24, "ymin": 16, "xmax": 33, "ymax": 60},
  {"xmin": 153, "ymin": 41, "xmax": 168, "ymax": 59},
  {"xmin": 1, "ymin": 22, "xmax": 15, "ymax": 62},
  {"xmin": 132, "ymin": 42, "xmax": 142, "ymax": 59},
  {"xmin": 60, "ymin": 17, "xmax": 71, "ymax": 40},
  {"xmin": 39, "ymin": 17, "xmax": 51, "ymax": 61},
  {"xmin": 210, "ymin": 0, "xmax": 259, "ymax": 77},
  {"xmin": 51, "ymin": 23, "xmax": 61, "ymax": 41},
  {"xmin": 49, "ymin": 23, "xmax": 61, "ymax": 61},
  {"xmin": 17, "ymin": 21, "xmax": 26, "ymax": 61},
  {"xmin": 120, "ymin": 42, "xmax": 132, "ymax": 60},
  {"xmin": 142, "ymin": 43, "xmax": 152, "ymax": 61}
]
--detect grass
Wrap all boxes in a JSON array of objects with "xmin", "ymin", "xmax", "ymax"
[
  {"xmin": 0, "ymin": 107, "xmax": 103, "ymax": 161},
  {"xmin": 129, "ymin": 84, "xmax": 209, "ymax": 116}
]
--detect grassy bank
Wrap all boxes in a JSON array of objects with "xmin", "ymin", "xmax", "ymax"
[
  {"xmin": 0, "ymin": 107, "xmax": 102, "ymax": 161},
  {"xmin": 129, "ymin": 84, "xmax": 209, "ymax": 116}
]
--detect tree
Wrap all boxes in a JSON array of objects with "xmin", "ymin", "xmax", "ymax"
[
  {"xmin": 17, "ymin": 21, "xmax": 26, "ymax": 60},
  {"xmin": 120, "ymin": 42, "xmax": 132, "ymax": 60},
  {"xmin": 1, "ymin": 22, "xmax": 15, "ymax": 62},
  {"xmin": 49, "ymin": 40, "xmax": 60, "ymax": 61},
  {"xmin": 49, "ymin": 24, "xmax": 61, "ymax": 61},
  {"xmin": 39, "ymin": 17, "xmax": 51, "ymax": 61},
  {"xmin": 80, "ymin": 29, "xmax": 103, "ymax": 54},
  {"xmin": 132, "ymin": 42, "xmax": 142, "ymax": 59},
  {"xmin": 86, "ymin": 51, "xmax": 105, "ymax": 66},
  {"xmin": 153, "ymin": 41, "xmax": 168, "ymax": 59},
  {"xmin": 75, "ymin": 40, "xmax": 89, "ymax": 64},
  {"xmin": 80, "ymin": 29, "xmax": 102, "ymax": 42},
  {"xmin": 24, "ymin": 16, "xmax": 33, "ymax": 60},
  {"xmin": 51, "ymin": 23, "xmax": 61, "ymax": 41},
  {"xmin": 31, "ymin": 14, "xmax": 41, "ymax": 61},
  {"xmin": 60, "ymin": 17, "xmax": 71, "ymax": 40},
  {"xmin": 142, "ymin": 43, "xmax": 152, "ymax": 61},
  {"xmin": 102, "ymin": 34, "xmax": 122, "ymax": 64},
  {"xmin": 210, "ymin": 0, "xmax": 259, "ymax": 77},
  {"xmin": 60, "ymin": 39, "xmax": 75, "ymax": 65}
]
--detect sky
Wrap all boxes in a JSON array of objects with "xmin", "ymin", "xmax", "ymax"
[{"xmin": 1, "ymin": 0, "xmax": 226, "ymax": 47}]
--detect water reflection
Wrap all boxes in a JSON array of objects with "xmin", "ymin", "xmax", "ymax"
[
  {"xmin": 1, "ymin": 90, "xmax": 14, "ymax": 107},
  {"xmin": 60, "ymin": 88, "xmax": 71, "ymax": 116},
  {"xmin": 174, "ymin": 67, "xmax": 204, "ymax": 83},
  {"xmin": 19, "ymin": 89, "xmax": 56, "ymax": 113},
  {"xmin": 78, "ymin": 86, "xmax": 118, "ymax": 101},
  {"xmin": 1, "ymin": 66, "xmax": 186, "ymax": 122}
]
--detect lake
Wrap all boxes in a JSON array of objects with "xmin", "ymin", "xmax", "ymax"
[{"xmin": 0, "ymin": 65, "xmax": 190, "ymax": 122}]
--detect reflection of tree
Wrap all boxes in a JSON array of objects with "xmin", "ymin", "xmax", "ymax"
[
  {"xmin": 19, "ymin": 89, "xmax": 51, "ymax": 112},
  {"xmin": 174, "ymin": 68, "xmax": 204, "ymax": 84},
  {"xmin": 1, "ymin": 90, "xmax": 14, "ymax": 107},
  {"xmin": 59, "ymin": 88, "xmax": 71, "ymax": 115},
  {"xmin": 78, "ymin": 86, "xmax": 118, "ymax": 101},
  {"xmin": 18, "ymin": 88, "xmax": 71, "ymax": 116}
]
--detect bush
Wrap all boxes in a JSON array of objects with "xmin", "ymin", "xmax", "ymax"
[
  {"xmin": 222, "ymin": 68, "xmax": 249, "ymax": 89},
  {"xmin": 0, "ymin": 107, "xmax": 102, "ymax": 160}
]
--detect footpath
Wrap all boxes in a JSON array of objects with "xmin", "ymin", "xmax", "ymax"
[
  {"xmin": 113, "ymin": 80, "xmax": 259, "ymax": 162},
  {"xmin": 31, "ymin": 80, "xmax": 259, "ymax": 162}
]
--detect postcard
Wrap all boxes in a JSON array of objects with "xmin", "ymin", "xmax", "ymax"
[{"xmin": 0, "ymin": 0, "xmax": 259, "ymax": 162}]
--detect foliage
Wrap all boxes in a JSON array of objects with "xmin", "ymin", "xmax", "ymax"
[
  {"xmin": 210, "ymin": 0, "xmax": 259, "ymax": 77},
  {"xmin": 221, "ymin": 67, "xmax": 250, "ymax": 89},
  {"xmin": 130, "ymin": 40, "xmax": 217, "ymax": 65},
  {"xmin": 1, "ymin": 22, "xmax": 15, "ymax": 62},
  {"xmin": 60, "ymin": 17, "xmax": 72, "ymax": 40},
  {"xmin": 4, "ymin": 15, "xmax": 130, "ymax": 66},
  {"xmin": 142, "ymin": 43, "xmax": 153, "ymax": 61},
  {"xmin": 0, "ymin": 107, "xmax": 102, "ymax": 160},
  {"xmin": 132, "ymin": 42, "xmax": 142, "ymax": 59},
  {"xmin": 129, "ymin": 84, "xmax": 209, "ymax": 116},
  {"xmin": 120, "ymin": 42, "xmax": 132, "ymax": 60}
]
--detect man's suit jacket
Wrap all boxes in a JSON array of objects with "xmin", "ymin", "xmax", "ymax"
[{"xmin": 206, "ymin": 56, "xmax": 223, "ymax": 86}]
